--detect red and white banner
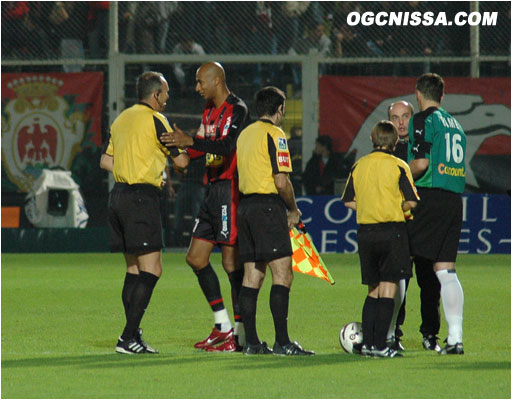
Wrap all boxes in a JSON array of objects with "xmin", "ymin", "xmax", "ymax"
[
  {"xmin": 1, "ymin": 72, "xmax": 103, "ymax": 192},
  {"xmin": 319, "ymin": 76, "xmax": 511, "ymax": 191}
]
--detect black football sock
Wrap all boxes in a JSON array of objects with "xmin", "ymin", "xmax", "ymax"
[
  {"xmin": 121, "ymin": 271, "xmax": 159, "ymax": 340},
  {"xmin": 362, "ymin": 296, "xmax": 378, "ymax": 348},
  {"xmin": 375, "ymin": 297, "xmax": 395, "ymax": 350},
  {"xmin": 239, "ymin": 286, "xmax": 260, "ymax": 345},
  {"xmin": 228, "ymin": 268, "xmax": 244, "ymax": 324},
  {"xmin": 270, "ymin": 285, "xmax": 291, "ymax": 346},
  {"xmin": 415, "ymin": 256, "xmax": 441, "ymax": 336},
  {"xmin": 122, "ymin": 272, "xmax": 139, "ymax": 321},
  {"xmin": 195, "ymin": 264, "xmax": 225, "ymax": 330}
]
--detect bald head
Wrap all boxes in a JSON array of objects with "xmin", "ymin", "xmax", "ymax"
[
  {"xmin": 195, "ymin": 62, "xmax": 229, "ymax": 105},
  {"xmin": 388, "ymin": 100, "xmax": 414, "ymax": 138},
  {"xmin": 198, "ymin": 62, "xmax": 225, "ymax": 83}
]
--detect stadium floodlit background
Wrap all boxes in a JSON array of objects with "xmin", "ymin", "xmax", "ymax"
[{"xmin": 1, "ymin": 1, "xmax": 510, "ymax": 249}]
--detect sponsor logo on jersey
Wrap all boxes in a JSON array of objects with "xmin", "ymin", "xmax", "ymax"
[
  {"xmin": 438, "ymin": 163, "xmax": 466, "ymax": 177},
  {"xmin": 278, "ymin": 137, "xmax": 288, "ymax": 150},
  {"xmin": 205, "ymin": 124, "xmax": 216, "ymax": 137},
  {"xmin": 206, "ymin": 153, "xmax": 224, "ymax": 167},
  {"xmin": 221, "ymin": 205, "xmax": 229, "ymax": 238},
  {"xmin": 222, "ymin": 116, "xmax": 231, "ymax": 136},
  {"xmin": 278, "ymin": 152, "xmax": 290, "ymax": 167}
]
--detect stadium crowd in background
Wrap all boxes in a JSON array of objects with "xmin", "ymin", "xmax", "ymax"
[{"xmin": 4, "ymin": 2, "xmax": 508, "ymax": 68}]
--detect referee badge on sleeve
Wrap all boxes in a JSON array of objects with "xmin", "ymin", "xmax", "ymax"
[{"xmin": 278, "ymin": 137, "xmax": 288, "ymax": 150}]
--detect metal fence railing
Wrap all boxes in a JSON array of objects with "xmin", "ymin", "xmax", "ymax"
[{"xmin": 2, "ymin": 1, "xmax": 510, "ymax": 61}]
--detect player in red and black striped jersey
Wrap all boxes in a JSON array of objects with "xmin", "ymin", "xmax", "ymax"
[{"xmin": 162, "ymin": 62, "xmax": 250, "ymax": 352}]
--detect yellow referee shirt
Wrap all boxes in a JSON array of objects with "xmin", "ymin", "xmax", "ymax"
[
  {"xmin": 342, "ymin": 150, "xmax": 419, "ymax": 224},
  {"xmin": 105, "ymin": 103, "xmax": 172, "ymax": 188},
  {"xmin": 237, "ymin": 119, "xmax": 292, "ymax": 195}
]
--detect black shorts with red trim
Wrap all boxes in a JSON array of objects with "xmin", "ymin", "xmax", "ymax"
[
  {"xmin": 407, "ymin": 187, "xmax": 462, "ymax": 263},
  {"xmin": 192, "ymin": 179, "xmax": 239, "ymax": 246},
  {"xmin": 237, "ymin": 194, "xmax": 292, "ymax": 264},
  {"xmin": 358, "ymin": 222, "xmax": 412, "ymax": 285},
  {"xmin": 108, "ymin": 183, "xmax": 163, "ymax": 253}
]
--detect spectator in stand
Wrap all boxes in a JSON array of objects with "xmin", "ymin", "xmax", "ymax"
[
  {"xmin": 329, "ymin": 2, "xmax": 365, "ymax": 58},
  {"xmin": 176, "ymin": 2, "xmax": 213, "ymax": 53},
  {"xmin": 1, "ymin": 1, "xmax": 49, "ymax": 59},
  {"xmin": 157, "ymin": 1, "xmax": 178, "ymax": 53},
  {"xmin": 289, "ymin": 23, "xmax": 331, "ymax": 89},
  {"xmin": 172, "ymin": 33, "xmax": 205, "ymax": 95},
  {"xmin": 134, "ymin": 2, "xmax": 176, "ymax": 54},
  {"xmin": 392, "ymin": 1, "xmax": 443, "ymax": 75},
  {"xmin": 291, "ymin": 22, "xmax": 331, "ymax": 57},
  {"xmin": 274, "ymin": 2, "xmax": 310, "ymax": 54},
  {"xmin": 87, "ymin": 2, "xmax": 109, "ymax": 59},
  {"xmin": 119, "ymin": 2, "xmax": 137, "ymax": 53},
  {"xmin": 40, "ymin": 1, "xmax": 88, "ymax": 72},
  {"xmin": 47, "ymin": 2, "xmax": 88, "ymax": 72},
  {"xmin": 303, "ymin": 135, "xmax": 343, "ymax": 195},
  {"xmin": 360, "ymin": 2, "xmax": 394, "ymax": 57},
  {"xmin": 245, "ymin": 2, "xmax": 277, "ymax": 86}
]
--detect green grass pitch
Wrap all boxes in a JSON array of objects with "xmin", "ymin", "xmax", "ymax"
[{"xmin": 2, "ymin": 253, "xmax": 510, "ymax": 398}]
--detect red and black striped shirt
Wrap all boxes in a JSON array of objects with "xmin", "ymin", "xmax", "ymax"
[{"xmin": 187, "ymin": 93, "xmax": 249, "ymax": 183}]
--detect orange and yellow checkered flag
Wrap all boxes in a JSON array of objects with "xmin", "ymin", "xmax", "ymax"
[{"xmin": 289, "ymin": 222, "xmax": 335, "ymax": 285}]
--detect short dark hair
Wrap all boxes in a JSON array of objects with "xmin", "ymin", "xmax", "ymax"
[
  {"xmin": 371, "ymin": 120, "xmax": 398, "ymax": 150},
  {"xmin": 316, "ymin": 135, "xmax": 333, "ymax": 151},
  {"xmin": 255, "ymin": 86, "xmax": 286, "ymax": 118},
  {"xmin": 136, "ymin": 71, "xmax": 164, "ymax": 101},
  {"xmin": 416, "ymin": 73, "xmax": 444, "ymax": 103}
]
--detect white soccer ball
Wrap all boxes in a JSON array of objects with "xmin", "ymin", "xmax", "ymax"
[{"xmin": 339, "ymin": 322, "xmax": 363, "ymax": 354}]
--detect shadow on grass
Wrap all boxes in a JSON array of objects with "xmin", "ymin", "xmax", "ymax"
[
  {"xmin": 3, "ymin": 352, "xmax": 509, "ymax": 372},
  {"xmin": 2, "ymin": 352, "xmax": 361, "ymax": 370}
]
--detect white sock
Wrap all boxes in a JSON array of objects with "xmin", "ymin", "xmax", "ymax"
[
  {"xmin": 436, "ymin": 269, "xmax": 464, "ymax": 345},
  {"xmin": 387, "ymin": 279, "xmax": 406, "ymax": 340},
  {"xmin": 213, "ymin": 309, "xmax": 232, "ymax": 332},
  {"xmin": 234, "ymin": 321, "xmax": 245, "ymax": 346}
]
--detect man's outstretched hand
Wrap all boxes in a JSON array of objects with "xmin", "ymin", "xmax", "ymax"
[{"xmin": 161, "ymin": 123, "xmax": 194, "ymax": 149}]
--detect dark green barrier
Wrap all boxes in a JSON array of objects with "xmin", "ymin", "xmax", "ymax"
[{"xmin": 2, "ymin": 228, "xmax": 110, "ymax": 253}]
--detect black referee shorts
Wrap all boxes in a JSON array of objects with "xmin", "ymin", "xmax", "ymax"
[
  {"xmin": 407, "ymin": 188, "xmax": 462, "ymax": 263},
  {"xmin": 358, "ymin": 222, "xmax": 412, "ymax": 285},
  {"xmin": 237, "ymin": 194, "xmax": 292, "ymax": 264},
  {"xmin": 108, "ymin": 183, "xmax": 163, "ymax": 254}
]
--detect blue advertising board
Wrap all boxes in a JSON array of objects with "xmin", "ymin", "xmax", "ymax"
[{"xmin": 296, "ymin": 194, "xmax": 511, "ymax": 254}]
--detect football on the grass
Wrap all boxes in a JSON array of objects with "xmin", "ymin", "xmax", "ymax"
[{"xmin": 339, "ymin": 322, "xmax": 363, "ymax": 353}]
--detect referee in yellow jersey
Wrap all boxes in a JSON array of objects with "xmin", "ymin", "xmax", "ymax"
[
  {"xmin": 100, "ymin": 71, "xmax": 189, "ymax": 354},
  {"xmin": 342, "ymin": 120, "xmax": 419, "ymax": 358},
  {"xmin": 236, "ymin": 86, "xmax": 314, "ymax": 356}
]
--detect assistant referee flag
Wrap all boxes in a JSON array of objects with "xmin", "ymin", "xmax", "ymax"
[{"xmin": 290, "ymin": 222, "xmax": 335, "ymax": 285}]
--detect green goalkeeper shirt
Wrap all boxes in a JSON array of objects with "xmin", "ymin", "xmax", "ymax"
[{"xmin": 408, "ymin": 106, "xmax": 466, "ymax": 194}]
